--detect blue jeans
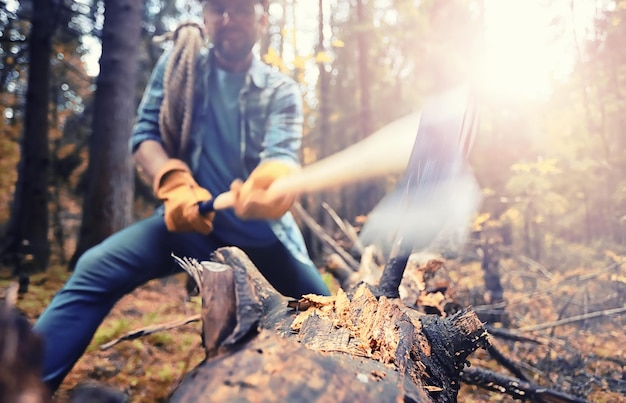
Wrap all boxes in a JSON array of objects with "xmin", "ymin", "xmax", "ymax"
[{"xmin": 33, "ymin": 214, "xmax": 330, "ymax": 392}]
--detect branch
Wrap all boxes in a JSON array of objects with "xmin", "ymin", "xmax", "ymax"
[
  {"xmin": 484, "ymin": 325, "xmax": 543, "ymax": 344},
  {"xmin": 461, "ymin": 367, "xmax": 588, "ymax": 403},
  {"xmin": 485, "ymin": 343, "xmax": 528, "ymax": 381},
  {"xmin": 99, "ymin": 315, "xmax": 201, "ymax": 350},
  {"xmin": 292, "ymin": 202, "xmax": 360, "ymax": 271},
  {"xmin": 517, "ymin": 305, "xmax": 626, "ymax": 333},
  {"xmin": 321, "ymin": 201, "xmax": 365, "ymax": 255}
]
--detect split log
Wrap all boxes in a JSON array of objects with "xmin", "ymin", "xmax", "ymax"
[{"xmin": 170, "ymin": 247, "xmax": 490, "ymax": 402}]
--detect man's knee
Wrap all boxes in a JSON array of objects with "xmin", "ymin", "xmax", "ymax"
[
  {"xmin": 73, "ymin": 245, "xmax": 107, "ymax": 274},
  {"xmin": 67, "ymin": 245, "xmax": 129, "ymax": 294}
]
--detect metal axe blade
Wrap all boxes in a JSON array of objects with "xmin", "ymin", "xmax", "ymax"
[{"xmin": 359, "ymin": 85, "xmax": 482, "ymax": 256}]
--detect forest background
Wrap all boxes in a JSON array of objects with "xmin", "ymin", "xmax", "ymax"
[{"xmin": 0, "ymin": 0, "xmax": 625, "ymax": 401}]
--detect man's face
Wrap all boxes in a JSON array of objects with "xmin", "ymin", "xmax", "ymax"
[{"xmin": 203, "ymin": 0, "xmax": 267, "ymax": 65}]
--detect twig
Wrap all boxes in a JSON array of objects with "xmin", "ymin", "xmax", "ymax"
[
  {"xmin": 321, "ymin": 202, "xmax": 365, "ymax": 255},
  {"xmin": 99, "ymin": 314, "xmax": 201, "ymax": 350},
  {"xmin": 517, "ymin": 255, "xmax": 553, "ymax": 279},
  {"xmin": 292, "ymin": 202, "xmax": 360, "ymax": 271},
  {"xmin": 484, "ymin": 325, "xmax": 543, "ymax": 344},
  {"xmin": 517, "ymin": 305, "xmax": 626, "ymax": 332}
]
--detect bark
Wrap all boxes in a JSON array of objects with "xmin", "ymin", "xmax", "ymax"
[
  {"xmin": 479, "ymin": 238, "xmax": 507, "ymax": 324},
  {"xmin": 70, "ymin": 0, "xmax": 142, "ymax": 269},
  {"xmin": 170, "ymin": 247, "xmax": 490, "ymax": 402},
  {"xmin": 1, "ymin": 0, "xmax": 55, "ymax": 272}
]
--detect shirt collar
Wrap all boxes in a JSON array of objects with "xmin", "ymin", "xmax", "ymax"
[
  {"xmin": 205, "ymin": 47, "xmax": 267, "ymax": 89},
  {"xmin": 248, "ymin": 57, "xmax": 267, "ymax": 89}
]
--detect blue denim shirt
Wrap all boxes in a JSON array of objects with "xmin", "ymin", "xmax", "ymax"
[{"xmin": 130, "ymin": 47, "xmax": 313, "ymax": 265}]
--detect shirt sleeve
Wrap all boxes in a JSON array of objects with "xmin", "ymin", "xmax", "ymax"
[
  {"xmin": 128, "ymin": 50, "xmax": 171, "ymax": 154},
  {"xmin": 259, "ymin": 78, "xmax": 304, "ymax": 166}
]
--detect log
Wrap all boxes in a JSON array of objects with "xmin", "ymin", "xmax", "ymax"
[{"xmin": 170, "ymin": 247, "xmax": 490, "ymax": 402}]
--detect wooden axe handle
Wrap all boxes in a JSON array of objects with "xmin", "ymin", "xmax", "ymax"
[{"xmin": 199, "ymin": 112, "xmax": 420, "ymax": 215}]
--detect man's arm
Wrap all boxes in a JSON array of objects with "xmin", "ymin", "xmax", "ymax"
[
  {"xmin": 136, "ymin": 138, "xmax": 215, "ymax": 234},
  {"xmin": 258, "ymin": 79, "xmax": 304, "ymax": 164},
  {"xmin": 134, "ymin": 140, "xmax": 171, "ymax": 184},
  {"xmin": 231, "ymin": 77, "xmax": 304, "ymax": 220},
  {"xmin": 129, "ymin": 49, "xmax": 171, "ymax": 185}
]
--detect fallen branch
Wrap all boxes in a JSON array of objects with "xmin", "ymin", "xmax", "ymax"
[
  {"xmin": 99, "ymin": 314, "xmax": 201, "ymax": 350},
  {"xmin": 321, "ymin": 201, "xmax": 365, "ymax": 255},
  {"xmin": 517, "ymin": 305, "xmax": 626, "ymax": 332},
  {"xmin": 292, "ymin": 202, "xmax": 360, "ymax": 270},
  {"xmin": 461, "ymin": 366, "xmax": 588, "ymax": 403},
  {"xmin": 484, "ymin": 324, "xmax": 544, "ymax": 344},
  {"xmin": 485, "ymin": 343, "xmax": 529, "ymax": 381}
]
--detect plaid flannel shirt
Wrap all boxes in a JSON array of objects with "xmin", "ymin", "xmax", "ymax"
[{"xmin": 130, "ymin": 47, "xmax": 312, "ymax": 264}]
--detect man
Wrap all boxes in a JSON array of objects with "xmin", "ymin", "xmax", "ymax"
[{"xmin": 33, "ymin": 0, "xmax": 330, "ymax": 393}]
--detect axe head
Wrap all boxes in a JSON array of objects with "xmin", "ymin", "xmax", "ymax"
[{"xmin": 359, "ymin": 85, "xmax": 482, "ymax": 256}]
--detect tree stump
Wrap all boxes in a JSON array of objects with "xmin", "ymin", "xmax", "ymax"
[{"xmin": 170, "ymin": 247, "xmax": 490, "ymax": 402}]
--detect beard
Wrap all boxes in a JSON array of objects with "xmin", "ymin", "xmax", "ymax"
[{"xmin": 213, "ymin": 29, "xmax": 256, "ymax": 64}]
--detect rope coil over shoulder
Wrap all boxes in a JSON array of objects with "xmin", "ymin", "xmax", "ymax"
[{"xmin": 158, "ymin": 22, "xmax": 206, "ymax": 158}]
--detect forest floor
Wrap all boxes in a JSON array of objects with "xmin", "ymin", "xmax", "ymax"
[{"xmin": 1, "ymin": 246, "xmax": 626, "ymax": 403}]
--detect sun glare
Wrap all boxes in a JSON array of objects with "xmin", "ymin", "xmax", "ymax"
[
  {"xmin": 284, "ymin": 0, "xmax": 592, "ymax": 102},
  {"xmin": 477, "ymin": 0, "xmax": 591, "ymax": 101}
]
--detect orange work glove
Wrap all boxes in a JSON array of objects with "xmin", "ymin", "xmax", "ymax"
[
  {"xmin": 230, "ymin": 160, "xmax": 297, "ymax": 220},
  {"xmin": 152, "ymin": 159, "xmax": 215, "ymax": 234}
]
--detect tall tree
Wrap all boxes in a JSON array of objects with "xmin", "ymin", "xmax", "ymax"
[
  {"xmin": 352, "ymin": 0, "xmax": 382, "ymax": 216},
  {"xmin": 70, "ymin": 0, "xmax": 142, "ymax": 269},
  {"xmin": 1, "ymin": 0, "xmax": 56, "ymax": 270}
]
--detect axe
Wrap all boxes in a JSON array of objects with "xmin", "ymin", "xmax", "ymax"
[
  {"xmin": 199, "ymin": 85, "xmax": 480, "ymax": 253},
  {"xmin": 359, "ymin": 85, "xmax": 481, "ymax": 254}
]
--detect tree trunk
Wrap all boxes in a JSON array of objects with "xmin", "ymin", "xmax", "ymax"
[
  {"xmin": 70, "ymin": 0, "xmax": 142, "ymax": 269},
  {"xmin": 479, "ymin": 238, "xmax": 506, "ymax": 324},
  {"xmin": 1, "ymin": 0, "xmax": 55, "ymax": 272},
  {"xmin": 170, "ymin": 247, "xmax": 490, "ymax": 402}
]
